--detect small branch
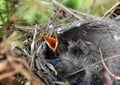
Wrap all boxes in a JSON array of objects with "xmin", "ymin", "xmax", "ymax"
[
  {"xmin": 101, "ymin": 1, "xmax": 120, "ymax": 19},
  {"xmin": 88, "ymin": 0, "xmax": 96, "ymax": 14},
  {"xmin": 52, "ymin": 0, "xmax": 83, "ymax": 20},
  {"xmin": 30, "ymin": 25, "xmax": 38, "ymax": 69},
  {"xmin": 31, "ymin": 25, "xmax": 37, "ymax": 53},
  {"xmin": 13, "ymin": 25, "xmax": 34, "ymax": 31},
  {"xmin": 99, "ymin": 48, "xmax": 120, "ymax": 80}
]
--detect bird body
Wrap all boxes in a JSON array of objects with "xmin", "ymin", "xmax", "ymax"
[
  {"xmin": 36, "ymin": 20, "xmax": 120, "ymax": 85},
  {"xmin": 37, "ymin": 32, "xmax": 104, "ymax": 85}
]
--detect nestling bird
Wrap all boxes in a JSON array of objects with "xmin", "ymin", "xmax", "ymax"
[
  {"xmin": 37, "ymin": 32, "xmax": 69, "ymax": 59},
  {"xmin": 56, "ymin": 20, "xmax": 120, "ymax": 85},
  {"xmin": 36, "ymin": 19, "xmax": 120, "ymax": 85},
  {"xmin": 37, "ymin": 32, "xmax": 109, "ymax": 85}
]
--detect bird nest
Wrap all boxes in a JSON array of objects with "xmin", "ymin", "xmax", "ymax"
[{"xmin": 0, "ymin": 1, "xmax": 120, "ymax": 85}]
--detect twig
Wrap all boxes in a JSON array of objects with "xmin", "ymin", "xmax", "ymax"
[
  {"xmin": 31, "ymin": 25, "xmax": 37, "ymax": 53},
  {"xmin": 88, "ymin": 0, "xmax": 96, "ymax": 14},
  {"xmin": 13, "ymin": 25, "xmax": 34, "ymax": 31},
  {"xmin": 52, "ymin": 0, "xmax": 82, "ymax": 20},
  {"xmin": 101, "ymin": 1, "xmax": 120, "ymax": 19},
  {"xmin": 71, "ymin": 9, "xmax": 99, "ymax": 20},
  {"xmin": 53, "ymin": 81, "xmax": 70, "ymax": 85},
  {"xmin": 30, "ymin": 25, "xmax": 38, "ymax": 69},
  {"xmin": 41, "ymin": 60, "xmax": 58, "ymax": 75},
  {"xmin": 99, "ymin": 48, "xmax": 120, "ymax": 80}
]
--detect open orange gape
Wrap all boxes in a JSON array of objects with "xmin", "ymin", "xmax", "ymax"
[{"xmin": 41, "ymin": 33, "xmax": 58, "ymax": 52}]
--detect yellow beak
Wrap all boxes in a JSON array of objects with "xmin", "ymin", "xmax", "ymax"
[{"xmin": 41, "ymin": 33, "xmax": 58, "ymax": 52}]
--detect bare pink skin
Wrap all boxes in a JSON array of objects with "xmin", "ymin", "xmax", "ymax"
[{"xmin": 103, "ymin": 70, "xmax": 113, "ymax": 85}]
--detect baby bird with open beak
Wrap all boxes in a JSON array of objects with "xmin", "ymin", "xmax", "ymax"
[
  {"xmin": 37, "ymin": 32, "xmax": 69, "ymax": 59},
  {"xmin": 36, "ymin": 32, "xmax": 113, "ymax": 85}
]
